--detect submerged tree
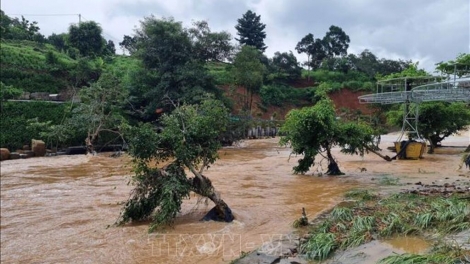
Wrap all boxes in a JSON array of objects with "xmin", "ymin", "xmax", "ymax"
[
  {"xmin": 118, "ymin": 98, "xmax": 234, "ymax": 231},
  {"xmin": 280, "ymin": 95, "xmax": 382, "ymax": 175}
]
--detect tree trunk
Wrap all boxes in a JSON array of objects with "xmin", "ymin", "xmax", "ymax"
[
  {"xmin": 192, "ymin": 175, "xmax": 234, "ymax": 222},
  {"xmin": 204, "ymin": 190, "xmax": 234, "ymax": 222},
  {"xmin": 325, "ymin": 148, "xmax": 343, "ymax": 175},
  {"xmin": 364, "ymin": 145, "xmax": 392, "ymax": 161},
  {"xmin": 249, "ymin": 89, "xmax": 254, "ymax": 115},
  {"xmin": 85, "ymin": 134, "xmax": 95, "ymax": 154},
  {"xmin": 307, "ymin": 55, "xmax": 311, "ymax": 82},
  {"xmin": 85, "ymin": 126, "xmax": 101, "ymax": 154},
  {"xmin": 427, "ymin": 141, "xmax": 435, "ymax": 154},
  {"xmin": 187, "ymin": 165, "xmax": 234, "ymax": 222},
  {"xmin": 427, "ymin": 136, "xmax": 438, "ymax": 154}
]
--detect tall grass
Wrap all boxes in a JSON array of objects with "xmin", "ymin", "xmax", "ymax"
[
  {"xmin": 301, "ymin": 233, "xmax": 337, "ymax": 260},
  {"xmin": 299, "ymin": 191, "xmax": 470, "ymax": 262}
]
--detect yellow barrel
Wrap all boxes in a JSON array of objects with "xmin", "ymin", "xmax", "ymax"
[{"xmin": 394, "ymin": 141, "xmax": 426, "ymax": 160}]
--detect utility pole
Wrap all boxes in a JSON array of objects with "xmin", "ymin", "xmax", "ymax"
[{"xmin": 79, "ymin": 14, "xmax": 81, "ymax": 25}]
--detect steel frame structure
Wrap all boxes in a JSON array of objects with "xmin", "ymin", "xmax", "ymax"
[{"xmin": 358, "ymin": 75, "xmax": 470, "ymax": 142}]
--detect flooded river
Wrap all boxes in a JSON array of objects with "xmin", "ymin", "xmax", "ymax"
[{"xmin": 1, "ymin": 138, "xmax": 357, "ymax": 264}]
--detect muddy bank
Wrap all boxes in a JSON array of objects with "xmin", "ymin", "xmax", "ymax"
[{"xmin": 233, "ymin": 131, "xmax": 470, "ymax": 264}]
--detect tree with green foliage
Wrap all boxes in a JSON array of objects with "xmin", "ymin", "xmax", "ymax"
[
  {"xmin": 235, "ymin": 10, "xmax": 267, "ymax": 52},
  {"xmin": 189, "ymin": 20, "xmax": 234, "ymax": 63},
  {"xmin": 135, "ymin": 17, "xmax": 191, "ymax": 71},
  {"xmin": 69, "ymin": 57, "xmax": 103, "ymax": 87},
  {"xmin": 129, "ymin": 17, "xmax": 221, "ymax": 120},
  {"xmin": 0, "ymin": 11, "xmax": 45, "ymax": 42},
  {"xmin": 271, "ymin": 51, "xmax": 302, "ymax": 80},
  {"xmin": 45, "ymin": 51, "xmax": 59, "ymax": 65},
  {"xmin": 384, "ymin": 61, "xmax": 470, "ymax": 153},
  {"xmin": 296, "ymin": 33, "xmax": 327, "ymax": 72},
  {"xmin": 119, "ymin": 35, "xmax": 137, "ymax": 54},
  {"xmin": 118, "ymin": 98, "xmax": 234, "ymax": 231},
  {"xmin": 388, "ymin": 102, "xmax": 470, "ymax": 154},
  {"xmin": 0, "ymin": 10, "xmax": 11, "ymax": 36},
  {"xmin": 322, "ymin": 25, "xmax": 350, "ymax": 57},
  {"xmin": 280, "ymin": 95, "xmax": 381, "ymax": 175},
  {"xmin": 320, "ymin": 56, "xmax": 356, "ymax": 73},
  {"xmin": 0, "ymin": 82, "xmax": 22, "ymax": 101},
  {"xmin": 54, "ymin": 73, "xmax": 128, "ymax": 153},
  {"xmin": 80, "ymin": 73, "xmax": 128, "ymax": 153},
  {"xmin": 379, "ymin": 62, "xmax": 428, "ymax": 79},
  {"xmin": 349, "ymin": 50, "xmax": 412, "ymax": 79},
  {"xmin": 67, "ymin": 21, "xmax": 106, "ymax": 57},
  {"xmin": 436, "ymin": 53, "xmax": 470, "ymax": 77},
  {"xmin": 349, "ymin": 50, "xmax": 379, "ymax": 79},
  {"xmin": 296, "ymin": 33, "xmax": 315, "ymax": 78},
  {"xmin": 104, "ymin": 40, "xmax": 116, "ymax": 56},
  {"xmin": 47, "ymin": 33, "xmax": 68, "ymax": 52},
  {"xmin": 232, "ymin": 45, "xmax": 265, "ymax": 113}
]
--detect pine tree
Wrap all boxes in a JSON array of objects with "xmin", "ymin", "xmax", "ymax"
[{"xmin": 235, "ymin": 10, "xmax": 267, "ymax": 52}]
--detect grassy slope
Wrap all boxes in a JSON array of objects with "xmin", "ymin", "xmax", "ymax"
[
  {"xmin": 0, "ymin": 40, "xmax": 76, "ymax": 93},
  {"xmin": 0, "ymin": 40, "xmax": 141, "ymax": 150},
  {"xmin": 0, "ymin": 40, "xmax": 374, "ymax": 135},
  {"xmin": 0, "ymin": 39, "xmax": 142, "ymax": 94}
]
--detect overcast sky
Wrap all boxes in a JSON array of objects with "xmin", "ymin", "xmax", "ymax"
[{"xmin": 2, "ymin": 0, "xmax": 469, "ymax": 71}]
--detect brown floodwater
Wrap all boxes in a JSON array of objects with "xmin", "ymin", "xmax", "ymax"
[
  {"xmin": 383, "ymin": 236, "xmax": 430, "ymax": 254},
  {"xmin": 2, "ymin": 133, "xmax": 468, "ymax": 264},
  {"xmin": 0, "ymin": 138, "xmax": 356, "ymax": 264}
]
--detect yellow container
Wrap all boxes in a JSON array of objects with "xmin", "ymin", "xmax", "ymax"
[{"xmin": 394, "ymin": 141, "xmax": 426, "ymax": 160}]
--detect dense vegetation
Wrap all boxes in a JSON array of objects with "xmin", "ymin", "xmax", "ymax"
[
  {"xmin": 1, "ymin": 8, "xmax": 469, "ymax": 233},
  {"xmin": 0, "ymin": 8, "xmax": 415, "ymax": 151},
  {"xmin": 0, "ymin": 101, "xmax": 84, "ymax": 150}
]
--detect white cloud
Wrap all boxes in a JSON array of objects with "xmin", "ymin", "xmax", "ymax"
[{"xmin": 2, "ymin": 0, "xmax": 468, "ymax": 71}]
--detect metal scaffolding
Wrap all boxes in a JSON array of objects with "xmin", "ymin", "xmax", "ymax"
[{"xmin": 358, "ymin": 75, "xmax": 470, "ymax": 142}]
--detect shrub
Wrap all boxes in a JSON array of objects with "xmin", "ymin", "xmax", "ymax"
[
  {"xmin": 0, "ymin": 101, "xmax": 84, "ymax": 150},
  {"xmin": 260, "ymin": 84, "xmax": 286, "ymax": 106}
]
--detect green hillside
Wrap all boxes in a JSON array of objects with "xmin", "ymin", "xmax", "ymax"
[
  {"xmin": 0, "ymin": 39, "xmax": 141, "ymax": 95},
  {"xmin": 0, "ymin": 40, "xmax": 76, "ymax": 93}
]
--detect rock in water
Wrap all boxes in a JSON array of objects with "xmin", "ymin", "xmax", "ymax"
[
  {"xmin": 202, "ymin": 206, "xmax": 234, "ymax": 222},
  {"xmin": 32, "ymin": 139, "xmax": 46, "ymax": 157},
  {"xmin": 0, "ymin": 148, "xmax": 10, "ymax": 160},
  {"xmin": 9, "ymin": 152, "xmax": 20, "ymax": 159}
]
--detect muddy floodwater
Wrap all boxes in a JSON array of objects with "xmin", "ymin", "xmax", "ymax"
[
  {"xmin": 1, "ymin": 133, "xmax": 469, "ymax": 264},
  {"xmin": 1, "ymin": 138, "xmax": 357, "ymax": 264}
]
